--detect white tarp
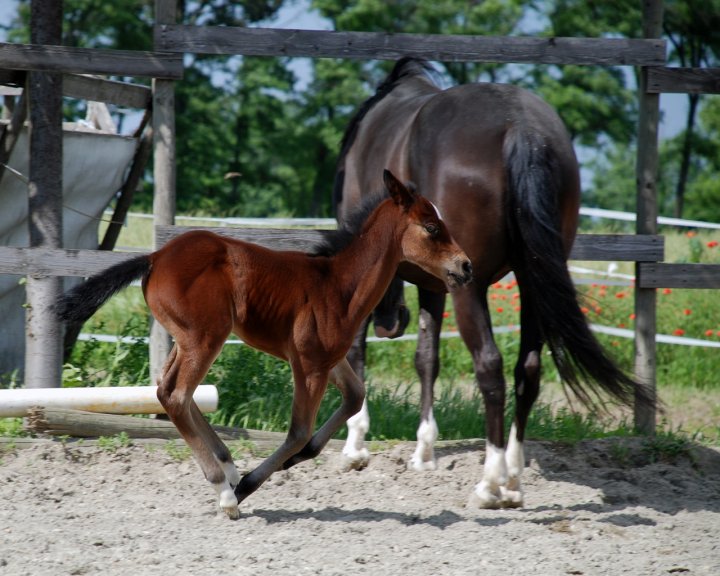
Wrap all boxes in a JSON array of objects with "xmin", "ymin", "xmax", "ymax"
[{"xmin": 0, "ymin": 124, "xmax": 137, "ymax": 378}]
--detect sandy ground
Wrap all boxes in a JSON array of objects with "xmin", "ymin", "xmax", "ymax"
[{"xmin": 1, "ymin": 436, "xmax": 718, "ymax": 576}]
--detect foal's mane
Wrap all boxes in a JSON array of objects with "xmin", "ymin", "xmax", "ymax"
[{"xmin": 311, "ymin": 189, "xmax": 389, "ymax": 257}]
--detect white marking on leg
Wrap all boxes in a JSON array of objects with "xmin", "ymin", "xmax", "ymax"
[
  {"xmin": 212, "ymin": 480, "xmax": 239, "ymax": 519},
  {"xmin": 219, "ymin": 459, "xmax": 241, "ymax": 487},
  {"xmin": 501, "ymin": 423, "xmax": 524, "ymax": 507},
  {"xmin": 342, "ymin": 398, "xmax": 370, "ymax": 470},
  {"xmin": 409, "ymin": 409, "xmax": 438, "ymax": 471},
  {"xmin": 469, "ymin": 441, "xmax": 508, "ymax": 509}
]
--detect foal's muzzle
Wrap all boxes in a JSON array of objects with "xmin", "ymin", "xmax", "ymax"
[{"xmin": 447, "ymin": 259, "xmax": 473, "ymax": 288}]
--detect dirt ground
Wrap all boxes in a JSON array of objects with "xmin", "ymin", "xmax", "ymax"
[{"xmin": 1, "ymin": 436, "xmax": 718, "ymax": 576}]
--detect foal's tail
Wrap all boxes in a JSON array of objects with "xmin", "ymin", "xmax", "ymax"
[
  {"xmin": 504, "ymin": 129, "xmax": 653, "ymax": 409},
  {"xmin": 56, "ymin": 255, "xmax": 151, "ymax": 324}
]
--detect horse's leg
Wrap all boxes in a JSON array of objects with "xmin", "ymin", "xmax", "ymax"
[
  {"xmin": 452, "ymin": 285, "xmax": 509, "ymax": 509},
  {"xmin": 234, "ymin": 366, "xmax": 328, "ymax": 505},
  {"xmin": 282, "ymin": 358, "xmax": 365, "ymax": 469},
  {"xmin": 409, "ymin": 288, "xmax": 446, "ymax": 471},
  {"xmin": 342, "ymin": 316, "xmax": 372, "ymax": 470},
  {"xmin": 156, "ymin": 340, "xmax": 238, "ymax": 517},
  {"xmin": 505, "ymin": 277, "xmax": 543, "ymax": 508}
]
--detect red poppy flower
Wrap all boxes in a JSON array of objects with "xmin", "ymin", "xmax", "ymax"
[{"xmin": 673, "ymin": 328, "xmax": 685, "ymax": 336}]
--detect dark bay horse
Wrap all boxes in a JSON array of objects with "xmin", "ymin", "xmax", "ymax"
[
  {"xmin": 57, "ymin": 170, "xmax": 472, "ymax": 519},
  {"xmin": 335, "ymin": 58, "xmax": 652, "ymax": 508}
]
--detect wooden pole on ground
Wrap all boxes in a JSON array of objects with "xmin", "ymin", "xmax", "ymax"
[
  {"xmin": 150, "ymin": 0, "xmax": 178, "ymax": 383},
  {"xmin": 634, "ymin": 0, "xmax": 664, "ymax": 434},
  {"xmin": 24, "ymin": 0, "xmax": 64, "ymax": 388}
]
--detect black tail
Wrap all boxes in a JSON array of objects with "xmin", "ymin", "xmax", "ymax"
[
  {"xmin": 504, "ymin": 129, "xmax": 653, "ymax": 409},
  {"xmin": 56, "ymin": 255, "xmax": 151, "ymax": 324}
]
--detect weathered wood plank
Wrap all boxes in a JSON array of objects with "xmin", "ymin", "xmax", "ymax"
[
  {"xmin": 570, "ymin": 234, "xmax": 664, "ymax": 262},
  {"xmin": 638, "ymin": 263, "xmax": 720, "ymax": 289},
  {"xmin": 0, "ymin": 233, "xmax": 668, "ymax": 278},
  {"xmin": 0, "ymin": 246, "xmax": 145, "ymax": 277},
  {"xmin": 0, "ymin": 70, "xmax": 151, "ymax": 108},
  {"xmin": 63, "ymin": 75, "xmax": 151, "ymax": 108},
  {"xmin": 155, "ymin": 225, "xmax": 331, "ymax": 251},
  {"xmin": 0, "ymin": 42, "xmax": 183, "ymax": 79},
  {"xmin": 155, "ymin": 25, "xmax": 666, "ymax": 66},
  {"xmin": 647, "ymin": 66, "xmax": 720, "ymax": 94}
]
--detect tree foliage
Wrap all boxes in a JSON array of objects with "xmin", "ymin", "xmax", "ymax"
[{"xmin": 3, "ymin": 0, "xmax": 719, "ymax": 221}]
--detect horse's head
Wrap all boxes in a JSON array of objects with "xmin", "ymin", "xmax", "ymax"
[{"xmin": 384, "ymin": 170, "xmax": 472, "ymax": 290}]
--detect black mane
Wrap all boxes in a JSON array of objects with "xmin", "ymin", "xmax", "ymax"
[
  {"xmin": 332, "ymin": 58, "xmax": 437, "ymax": 212},
  {"xmin": 337, "ymin": 58, "xmax": 437, "ymax": 170},
  {"xmin": 311, "ymin": 189, "xmax": 389, "ymax": 257}
]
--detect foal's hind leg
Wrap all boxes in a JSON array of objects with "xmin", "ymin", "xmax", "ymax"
[
  {"xmin": 157, "ymin": 341, "xmax": 239, "ymax": 518},
  {"xmin": 409, "ymin": 288, "xmax": 446, "ymax": 471}
]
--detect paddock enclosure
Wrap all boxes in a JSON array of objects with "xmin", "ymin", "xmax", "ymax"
[{"xmin": 1, "ymin": 2, "xmax": 720, "ymax": 427}]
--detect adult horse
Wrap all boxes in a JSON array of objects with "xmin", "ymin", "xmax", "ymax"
[
  {"xmin": 335, "ymin": 58, "xmax": 652, "ymax": 509},
  {"xmin": 57, "ymin": 170, "xmax": 472, "ymax": 519}
]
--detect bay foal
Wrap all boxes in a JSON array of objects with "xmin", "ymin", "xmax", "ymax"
[{"xmin": 57, "ymin": 170, "xmax": 472, "ymax": 518}]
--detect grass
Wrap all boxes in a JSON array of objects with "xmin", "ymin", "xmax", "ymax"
[{"xmin": 17, "ymin": 218, "xmax": 715, "ymax": 447}]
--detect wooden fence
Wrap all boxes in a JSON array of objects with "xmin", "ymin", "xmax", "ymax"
[{"xmin": 1, "ymin": 0, "xmax": 720, "ymax": 432}]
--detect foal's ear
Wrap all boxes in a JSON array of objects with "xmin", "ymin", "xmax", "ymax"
[{"xmin": 384, "ymin": 169, "xmax": 418, "ymax": 210}]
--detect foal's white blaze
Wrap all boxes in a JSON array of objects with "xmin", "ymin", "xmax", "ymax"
[
  {"xmin": 430, "ymin": 201, "xmax": 443, "ymax": 221},
  {"xmin": 409, "ymin": 409, "xmax": 439, "ymax": 471},
  {"xmin": 342, "ymin": 398, "xmax": 370, "ymax": 469}
]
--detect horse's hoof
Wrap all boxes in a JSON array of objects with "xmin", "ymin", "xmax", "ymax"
[
  {"xmin": 467, "ymin": 482, "xmax": 502, "ymax": 509},
  {"xmin": 499, "ymin": 487, "xmax": 524, "ymax": 508},
  {"xmin": 340, "ymin": 449, "xmax": 370, "ymax": 471},
  {"xmin": 408, "ymin": 456, "xmax": 437, "ymax": 471}
]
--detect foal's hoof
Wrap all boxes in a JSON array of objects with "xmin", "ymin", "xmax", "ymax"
[
  {"xmin": 221, "ymin": 504, "xmax": 240, "ymax": 520},
  {"xmin": 467, "ymin": 481, "xmax": 503, "ymax": 510}
]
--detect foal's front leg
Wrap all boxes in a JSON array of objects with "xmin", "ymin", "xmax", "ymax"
[
  {"xmin": 283, "ymin": 358, "xmax": 365, "ymax": 470},
  {"xmin": 234, "ymin": 368, "xmax": 329, "ymax": 506}
]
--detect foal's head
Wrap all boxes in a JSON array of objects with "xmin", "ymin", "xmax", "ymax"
[{"xmin": 384, "ymin": 170, "xmax": 473, "ymax": 289}]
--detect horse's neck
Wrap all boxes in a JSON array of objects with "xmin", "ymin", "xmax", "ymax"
[{"xmin": 332, "ymin": 207, "xmax": 404, "ymax": 324}]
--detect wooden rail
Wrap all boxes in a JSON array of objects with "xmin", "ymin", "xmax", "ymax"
[
  {"xmin": 154, "ymin": 25, "xmax": 666, "ymax": 66},
  {"xmin": 5, "ymin": 230, "xmax": 717, "ymax": 290},
  {"xmin": 0, "ymin": 42, "xmax": 183, "ymax": 79}
]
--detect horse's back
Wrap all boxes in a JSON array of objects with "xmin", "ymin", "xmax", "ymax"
[{"xmin": 405, "ymin": 82, "xmax": 580, "ymax": 280}]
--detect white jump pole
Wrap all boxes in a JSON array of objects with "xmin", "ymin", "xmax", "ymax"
[{"xmin": 0, "ymin": 385, "xmax": 218, "ymax": 417}]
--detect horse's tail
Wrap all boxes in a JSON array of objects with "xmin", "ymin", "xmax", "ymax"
[
  {"xmin": 504, "ymin": 129, "xmax": 653, "ymax": 409},
  {"xmin": 56, "ymin": 255, "xmax": 151, "ymax": 324}
]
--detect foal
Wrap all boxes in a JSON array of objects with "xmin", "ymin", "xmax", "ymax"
[{"xmin": 57, "ymin": 170, "xmax": 472, "ymax": 518}]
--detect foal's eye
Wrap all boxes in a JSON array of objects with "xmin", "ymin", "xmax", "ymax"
[{"xmin": 424, "ymin": 223, "xmax": 439, "ymax": 237}]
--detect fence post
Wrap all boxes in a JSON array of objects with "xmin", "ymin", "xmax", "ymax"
[
  {"xmin": 150, "ymin": 0, "xmax": 177, "ymax": 383},
  {"xmin": 634, "ymin": 0, "xmax": 664, "ymax": 434},
  {"xmin": 24, "ymin": 0, "xmax": 63, "ymax": 389}
]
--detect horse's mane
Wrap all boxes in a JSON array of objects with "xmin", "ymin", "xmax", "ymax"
[
  {"xmin": 311, "ymin": 189, "xmax": 388, "ymax": 257},
  {"xmin": 337, "ymin": 58, "xmax": 437, "ymax": 169},
  {"xmin": 333, "ymin": 58, "xmax": 437, "ymax": 211}
]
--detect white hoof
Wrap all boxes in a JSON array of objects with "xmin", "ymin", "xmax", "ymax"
[
  {"xmin": 499, "ymin": 486, "xmax": 524, "ymax": 508},
  {"xmin": 468, "ymin": 481, "xmax": 502, "ymax": 509},
  {"xmin": 215, "ymin": 484, "xmax": 240, "ymax": 519},
  {"xmin": 408, "ymin": 453, "xmax": 437, "ymax": 471},
  {"xmin": 341, "ymin": 448, "xmax": 370, "ymax": 471}
]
